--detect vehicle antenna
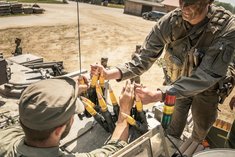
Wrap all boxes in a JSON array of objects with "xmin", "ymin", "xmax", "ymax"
[{"xmin": 76, "ymin": 1, "xmax": 82, "ymax": 76}]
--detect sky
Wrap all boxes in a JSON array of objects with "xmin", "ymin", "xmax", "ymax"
[{"xmin": 218, "ymin": 0, "xmax": 235, "ymax": 6}]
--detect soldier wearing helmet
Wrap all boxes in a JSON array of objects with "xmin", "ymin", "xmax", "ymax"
[{"xmin": 91, "ymin": 0, "xmax": 235, "ymax": 143}]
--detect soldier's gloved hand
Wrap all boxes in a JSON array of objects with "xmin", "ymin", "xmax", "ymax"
[
  {"xmin": 135, "ymin": 85, "xmax": 162, "ymax": 104},
  {"xmin": 73, "ymin": 75, "xmax": 89, "ymax": 95},
  {"xmin": 229, "ymin": 95, "xmax": 235, "ymax": 110},
  {"xmin": 119, "ymin": 80, "xmax": 134, "ymax": 116}
]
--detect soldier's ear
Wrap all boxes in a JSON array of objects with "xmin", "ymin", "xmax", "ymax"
[{"xmin": 54, "ymin": 124, "xmax": 67, "ymax": 138}]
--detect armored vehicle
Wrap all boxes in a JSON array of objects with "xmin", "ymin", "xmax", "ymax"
[{"xmin": 0, "ymin": 53, "xmax": 234, "ymax": 157}]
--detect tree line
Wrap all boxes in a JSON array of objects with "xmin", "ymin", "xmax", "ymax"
[{"xmin": 214, "ymin": 1, "xmax": 235, "ymax": 13}]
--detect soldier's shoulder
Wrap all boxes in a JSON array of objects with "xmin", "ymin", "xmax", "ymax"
[
  {"xmin": 208, "ymin": 5, "xmax": 234, "ymax": 34},
  {"xmin": 168, "ymin": 8, "xmax": 183, "ymax": 27}
]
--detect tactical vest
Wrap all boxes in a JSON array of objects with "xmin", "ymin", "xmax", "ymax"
[{"xmin": 163, "ymin": 6, "xmax": 232, "ymax": 84}]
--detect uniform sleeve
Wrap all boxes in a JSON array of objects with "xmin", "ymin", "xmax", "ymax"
[
  {"xmin": 172, "ymin": 19, "xmax": 235, "ymax": 99},
  {"xmin": 74, "ymin": 140, "xmax": 127, "ymax": 157},
  {"xmin": 116, "ymin": 13, "xmax": 172, "ymax": 81},
  {"xmin": 0, "ymin": 125, "xmax": 24, "ymax": 156}
]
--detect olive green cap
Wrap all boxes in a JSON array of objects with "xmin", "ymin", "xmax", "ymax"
[{"xmin": 19, "ymin": 76, "xmax": 84, "ymax": 131}]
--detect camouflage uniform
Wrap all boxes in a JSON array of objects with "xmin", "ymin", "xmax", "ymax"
[
  {"xmin": 116, "ymin": 5, "xmax": 235, "ymax": 142},
  {"xmin": 0, "ymin": 126, "xmax": 126, "ymax": 157},
  {"xmin": 130, "ymin": 45, "xmax": 141, "ymax": 84}
]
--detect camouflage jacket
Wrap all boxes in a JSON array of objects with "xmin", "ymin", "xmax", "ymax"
[
  {"xmin": 116, "ymin": 5, "xmax": 235, "ymax": 99},
  {"xmin": 0, "ymin": 126, "xmax": 127, "ymax": 157}
]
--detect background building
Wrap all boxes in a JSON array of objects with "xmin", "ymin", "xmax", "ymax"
[{"xmin": 124, "ymin": 0, "xmax": 179, "ymax": 16}]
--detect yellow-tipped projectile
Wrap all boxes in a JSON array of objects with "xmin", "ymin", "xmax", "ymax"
[
  {"xmin": 84, "ymin": 103, "xmax": 97, "ymax": 116},
  {"xmin": 97, "ymin": 92, "xmax": 107, "ymax": 112},
  {"xmin": 135, "ymin": 95, "xmax": 143, "ymax": 112},
  {"xmin": 78, "ymin": 77, "xmax": 87, "ymax": 95},
  {"xmin": 91, "ymin": 69, "xmax": 99, "ymax": 88},
  {"xmin": 99, "ymin": 71, "xmax": 105, "ymax": 88},
  {"xmin": 78, "ymin": 76, "xmax": 85, "ymax": 85},
  {"xmin": 109, "ymin": 85, "xmax": 118, "ymax": 106},
  {"xmin": 96, "ymin": 82, "xmax": 103, "ymax": 96},
  {"xmin": 91, "ymin": 75, "xmax": 98, "ymax": 88},
  {"xmin": 121, "ymin": 112, "xmax": 136, "ymax": 126},
  {"xmin": 81, "ymin": 96, "xmax": 95, "ymax": 108}
]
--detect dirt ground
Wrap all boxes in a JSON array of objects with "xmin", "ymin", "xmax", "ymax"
[{"xmin": 0, "ymin": 2, "xmax": 234, "ymax": 123}]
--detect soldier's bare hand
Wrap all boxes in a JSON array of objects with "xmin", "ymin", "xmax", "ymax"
[
  {"xmin": 119, "ymin": 80, "xmax": 134, "ymax": 115},
  {"xmin": 135, "ymin": 86, "xmax": 162, "ymax": 104},
  {"xmin": 90, "ymin": 64, "xmax": 107, "ymax": 77},
  {"xmin": 73, "ymin": 75, "xmax": 89, "ymax": 95},
  {"xmin": 229, "ymin": 95, "xmax": 235, "ymax": 110}
]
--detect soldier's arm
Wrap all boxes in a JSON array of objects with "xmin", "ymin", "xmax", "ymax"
[
  {"xmin": 75, "ymin": 117, "xmax": 129, "ymax": 157},
  {"xmin": 172, "ymin": 19, "xmax": 235, "ymax": 99},
  {"xmin": 74, "ymin": 81, "xmax": 134, "ymax": 157},
  {"xmin": 0, "ymin": 125, "xmax": 24, "ymax": 155},
  {"xmin": 116, "ymin": 15, "xmax": 172, "ymax": 81},
  {"xmin": 90, "ymin": 11, "xmax": 174, "ymax": 81}
]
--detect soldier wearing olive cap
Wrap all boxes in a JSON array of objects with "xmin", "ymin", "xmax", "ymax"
[
  {"xmin": 0, "ymin": 77, "xmax": 134, "ymax": 157},
  {"xmin": 91, "ymin": 0, "xmax": 235, "ymax": 143}
]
